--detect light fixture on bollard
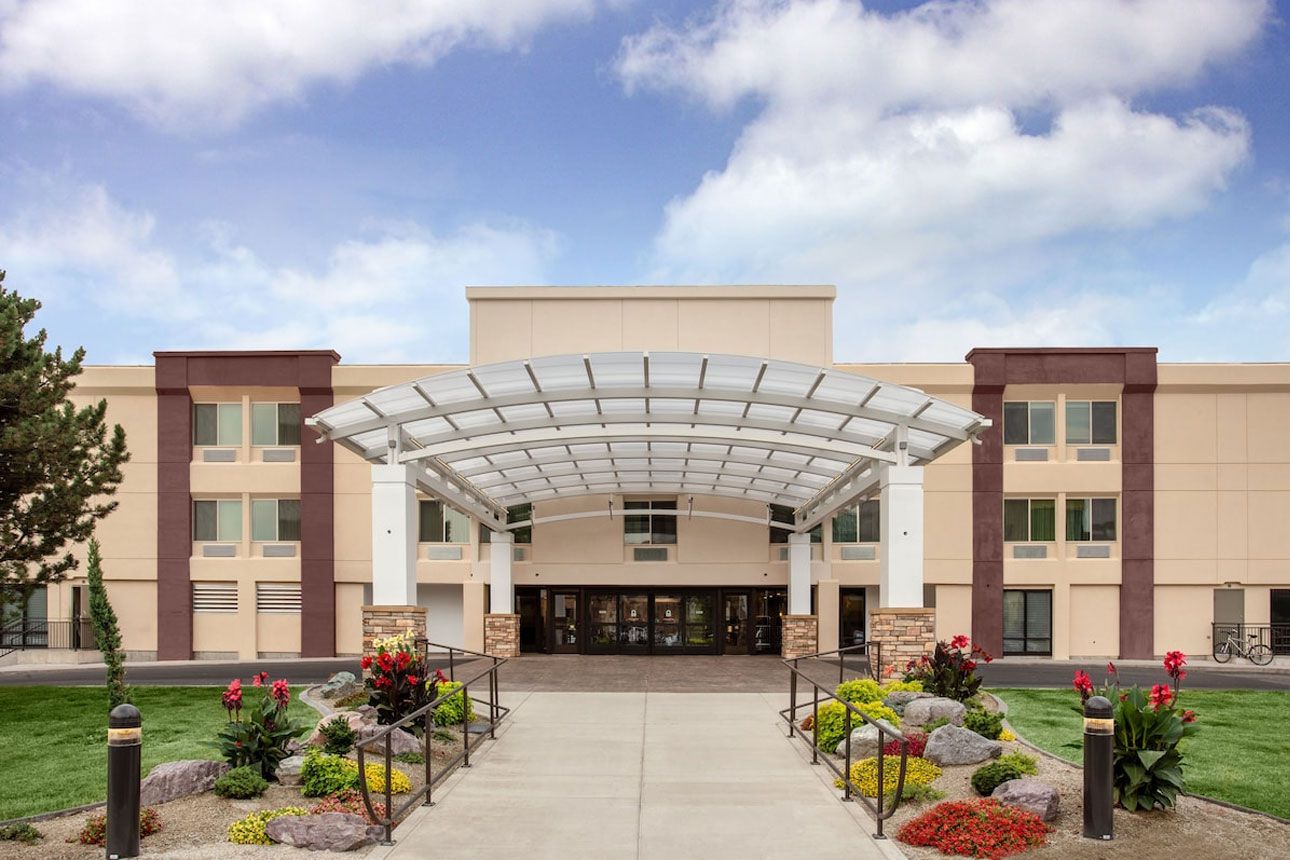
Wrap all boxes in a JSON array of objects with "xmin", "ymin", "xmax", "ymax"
[
  {"xmin": 107, "ymin": 703, "xmax": 142, "ymax": 860},
  {"xmin": 1082, "ymin": 695, "xmax": 1114, "ymax": 840}
]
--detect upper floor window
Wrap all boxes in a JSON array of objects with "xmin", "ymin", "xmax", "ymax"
[
  {"xmin": 1066, "ymin": 497, "xmax": 1117, "ymax": 542},
  {"xmin": 481, "ymin": 503, "xmax": 533, "ymax": 544},
  {"xmin": 251, "ymin": 499, "xmax": 300, "ymax": 542},
  {"xmin": 1003, "ymin": 401, "xmax": 1055, "ymax": 445},
  {"xmin": 769, "ymin": 504, "xmax": 822, "ymax": 544},
  {"xmin": 419, "ymin": 500, "xmax": 470, "ymax": 543},
  {"xmin": 251, "ymin": 403, "xmax": 301, "ymax": 446},
  {"xmin": 1003, "ymin": 498, "xmax": 1056, "ymax": 542},
  {"xmin": 194, "ymin": 403, "xmax": 242, "ymax": 446},
  {"xmin": 832, "ymin": 500, "xmax": 880, "ymax": 543},
  {"xmin": 194, "ymin": 499, "xmax": 242, "ymax": 542},
  {"xmin": 624, "ymin": 499, "xmax": 678, "ymax": 545},
  {"xmin": 1065, "ymin": 401, "xmax": 1117, "ymax": 445}
]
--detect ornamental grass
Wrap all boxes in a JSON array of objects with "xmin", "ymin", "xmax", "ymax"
[{"xmin": 897, "ymin": 798, "xmax": 1049, "ymax": 859}]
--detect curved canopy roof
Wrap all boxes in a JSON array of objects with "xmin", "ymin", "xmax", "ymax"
[{"xmin": 307, "ymin": 352, "xmax": 988, "ymax": 532}]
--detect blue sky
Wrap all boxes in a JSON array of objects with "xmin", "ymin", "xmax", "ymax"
[{"xmin": 1, "ymin": 0, "xmax": 1289, "ymax": 364}]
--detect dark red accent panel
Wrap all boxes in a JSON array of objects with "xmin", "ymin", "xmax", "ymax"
[
  {"xmin": 299, "ymin": 387, "xmax": 335, "ymax": 657},
  {"xmin": 970, "ymin": 380, "xmax": 1005, "ymax": 657},
  {"xmin": 155, "ymin": 358, "xmax": 194, "ymax": 660}
]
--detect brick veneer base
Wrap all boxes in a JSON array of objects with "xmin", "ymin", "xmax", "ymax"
[
  {"xmin": 869, "ymin": 608, "xmax": 936, "ymax": 676},
  {"xmin": 484, "ymin": 614, "xmax": 520, "ymax": 658},
  {"xmin": 781, "ymin": 614, "xmax": 819, "ymax": 659},
  {"xmin": 361, "ymin": 605, "xmax": 426, "ymax": 656}
]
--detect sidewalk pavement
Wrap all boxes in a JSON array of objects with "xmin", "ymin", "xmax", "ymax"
[{"xmin": 368, "ymin": 691, "xmax": 902, "ymax": 860}]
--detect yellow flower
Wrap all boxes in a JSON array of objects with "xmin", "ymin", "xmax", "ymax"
[
  {"xmin": 999, "ymin": 728, "xmax": 1016, "ymax": 742},
  {"xmin": 834, "ymin": 756, "xmax": 942, "ymax": 797}
]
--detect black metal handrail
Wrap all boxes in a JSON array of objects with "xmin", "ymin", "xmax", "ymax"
[
  {"xmin": 781, "ymin": 641, "xmax": 909, "ymax": 839},
  {"xmin": 1211, "ymin": 622, "xmax": 1290, "ymax": 656},
  {"xmin": 0, "ymin": 619, "xmax": 82, "ymax": 651},
  {"xmin": 354, "ymin": 642, "xmax": 510, "ymax": 845}
]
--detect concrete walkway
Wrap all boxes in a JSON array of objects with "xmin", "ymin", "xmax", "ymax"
[{"xmin": 370, "ymin": 691, "xmax": 899, "ymax": 860}]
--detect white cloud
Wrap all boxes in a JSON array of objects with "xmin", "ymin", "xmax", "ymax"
[
  {"xmin": 0, "ymin": 178, "xmax": 558, "ymax": 361},
  {"xmin": 0, "ymin": 0, "xmax": 600, "ymax": 128},
  {"xmin": 618, "ymin": 0, "xmax": 1269, "ymax": 358},
  {"xmin": 1188, "ymin": 238, "xmax": 1290, "ymax": 359}
]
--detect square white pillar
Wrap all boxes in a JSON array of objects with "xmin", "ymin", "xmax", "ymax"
[
  {"xmin": 879, "ymin": 463, "xmax": 925, "ymax": 608},
  {"xmin": 788, "ymin": 532, "xmax": 812, "ymax": 616},
  {"xmin": 489, "ymin": 531, "xmax": 514, "ymax": 614},
  {"xmin": 371, "ymin": 464, "xmax": 418, "ymax": 606}
]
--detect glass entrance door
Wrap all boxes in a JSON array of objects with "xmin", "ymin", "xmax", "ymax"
[
  {"xmin": 753, "ymin": 588, "xmax": 787, "ymax": 654},
  {"xmin": 840, "ymin": 588, "xmax": 866, "ymax": 649},
  {"xmin": 684, "ymin": 593, "xmax": 716, "ymax": 653},
  {"xmin": 517, "ymin": 587, "xmax": 547, "ymax": 653},
  {"xmin": 653, "ymin": 593, "xmax": 683, "ymax": 651},
  {"xmin": 551, "ymin": 591, "xmax": 579, "ymax": 653},
  {"xmin": 587, "ymin": 592, "xmax": 618, "ymax": 654},
  {"xmin": 619, "ymin": 593, "xmax": 650, "ymax": 653},
  {"xmin": 722, "ymin": 591, "xmax": 751, "ymax": 654}
]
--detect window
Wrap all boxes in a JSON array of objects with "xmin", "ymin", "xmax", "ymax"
[
  {"xmin": 1066, "ymin": 498, "xmax": 1117, "ymax": 542},
  {"xmin": 1003, "ymin": 499, "xmax": 1056, "ymax": 542},
  {"xmin": 250, "ymin": 499, "xmax": 300, "ymax": 542},
  {"xmin": 193, "ymin": 403, "xmax": 242, "ymax": 446},
  {"xmin": 1003, "ymin": 401, "xmax": 1055, "ymax": 445},
  {"xmin": 1003, "ymin": 590, "xmax": 1052, "ymax": 655},
  {"xmin": 832, "ymin": 500, "xmax": 880, "ymax": 543},
  {"xmin": 769, "ymin": 504, "xmax": 821, "ymax": 544},
  {"xmin": 481, "ymin": 503, "xmax": 533, "ymax": 544},
  {"xmin": 192, "ymin": 583, "xmax": 238, "ymax": 613},
  {"xmin": 251, "ymin": 403, "xmax": 301, "ymax": 446},
  {"xmin": 419, "ymin": 500, "xmax": 471, "ymax": 543},
  {"xmin": 256, "ymin": 583, "xmax": 301, "ymax": 613},
  {"xmin": 1065, "ymin": 400, "xmax": 1117, "ymax": 445},
  {"xmin": 193, "ymin": 500, "xmax": 242, "ymax": 542},
  {"xmin": 624, "ymin": 500, "xmax": 678, "ymax": 545}
]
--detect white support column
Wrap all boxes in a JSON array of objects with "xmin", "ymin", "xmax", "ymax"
[
  {"xmin": 371, "ymin": 464, "xmax": 419, "ymax": 606},
  {"xmin": 489, "ymin": 531, "xmax": 514, "ymax": 614},
  {"xmin": 879, "ymin": 463, "xmax": 925, "ymax": 608},
  {"xmin": 788, "ymin": 532, "xmax": 812, "ymax": 616}
]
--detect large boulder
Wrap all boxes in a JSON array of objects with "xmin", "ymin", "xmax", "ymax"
[
  {"xmin": 883, "ymin": 691, "xmax": 932, "ymax": 715},
  {"xmin": 276, "ymin": 755, "xmax": 306, "ymax": 787},
  {"xmin": 992, "ymin": 777, "xmax": 1061, "ymax": 822},
  {"xmin": 924, "ymin": 724, "xmax": 1003, "ymax": 766},
  {"xmin": 356, "ymin": 725, "xmax": 423, "ymax": 756},
  {"xmin": 847, "ymin": 719, "xmax": 900, "ymax": 760},
  {"xmin": 320, "ymin": 671, "xmax": 362, "ymax": 701},
  {"xmin": 903, "ymin": 697, "xmax": 967, "ymax": 727},
  {"xmin": 266, "ymin": 812, "xmax": 376, "ymax": 852},
  {"xmin": 140, "ymin": 759, "xmax": 229, "ymax": 805},
  {"xmin": 307, "ymin": 710, "xmax": 373, "ymax": 747}
]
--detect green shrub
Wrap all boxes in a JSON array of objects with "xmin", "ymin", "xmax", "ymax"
[
  {"xmin": 432, "ymin": 680, "xmax": 475, "ymax": 727},
  {"xmin": 963, "ymin": 709, "xmax": 1005, "ymax": 740},
  {"xmin": 921, "ymin": 716, "xmax": 951, "ymax": 732},
  {"xmin": 0, "ymin": 823, "xmax": 42, "ymax": 844},
  {"xmin": 835, "ymin": 678, "xmax": 883, "ymax": 705},
  {"xmin": 227, "ymin": 807, "xmax": 308, "ymax": 845},
  {"xmin": 394, "ymin": 751, "xmax": 425, "ymax": 764},
  {"xmin": 881, "ymin": 680, "xmax": 924, "ymax": 694},
  {"xmin": 813, "ymin": 701, "xmax": 901, "ymax": 753},
  {"xmin": 334, "ymin": 689, "xmax": 369, "ymax": 709},
  {"xmin": 301, "ymin": 749, "xmax": 355, "ymax": 798},
  {"xmin": 431, "ymin": 728, "xmax": 457, "ymax": 744},
  {"xmin": 320, "ymin": 715, "xmax": 357, "ymax": 756},
  {"xmin": 214, "ymin": 765, "xmax": 269, "ymax": 799},
  {"xmin": 71, "ymin": 808, "xmax": 160, "ymax": 846},
  {"xmin": 970, "ymin": 753, "xmax": 1039, "ymax": 796},
  {"xmin": 899, "ymin": 782, "xmax": 947, "ymax": 804}
]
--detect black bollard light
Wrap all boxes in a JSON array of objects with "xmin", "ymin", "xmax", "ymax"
[
  {"xmin": 1082, "ymin": 695, "xmax": 1114, "ymax": 840},
  {"xmin": 106, "ymin": 703, "xmax": 142, "ymax": 859}
]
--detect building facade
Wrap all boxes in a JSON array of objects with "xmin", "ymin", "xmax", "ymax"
[{"xmin": 11, "ymin": 286, "xmax": 1290, "ymax": 663}]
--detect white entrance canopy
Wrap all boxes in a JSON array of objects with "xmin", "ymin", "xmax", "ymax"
[{"xmin": 307, "ymin": 352, "xmax": 988, "ymax": 616}]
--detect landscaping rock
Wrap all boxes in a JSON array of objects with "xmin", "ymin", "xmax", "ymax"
[
  {"xmin": 320, "ymin": 671, "xmax": 362, "ymax": 700},
  {"xmin": 140, "ymin": 759, "xmax": 229, "ymax": 805},
  {"xmin": 356, "ymin": 724, "xmax": 423, "ymax": 756},
  {"xmin": 276, "ymin": 755, "xmax": 306, "ymax": 787},
  {"xmin": 847, "ymin": 719, "xmax": 900, "ymax": 759},
  {"xmin": 925, "ymin": 724, "xmax": 1002, "ymax": 766},
  {"xmin": 883, "ymin": 691, "xmax": 932, "ymax": 715},
  {"xmin": 307, "ymin": 710, "xmax": 374, "ymax": 747},
  {"xmin": 992, "ymin": 777, "xmax": 1061, "ymax": 821},
  {"xmin": 266, "ymin": 812, "xmax": 376, "ymax": 851},
  {"xmin": 903, "ymin": 696, "xmax": 967, "ymax": 727}
]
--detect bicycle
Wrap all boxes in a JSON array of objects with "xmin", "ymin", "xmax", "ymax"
[{"xmin": 1213, "ymin": 629, "xmax": 1274, "ymax": 665}]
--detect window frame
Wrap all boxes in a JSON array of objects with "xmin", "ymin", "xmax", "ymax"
[
  {"xmin": 481, "ymin": 503, "xmax": 533, "ymax": 545},
  {"xmin": 1002, "ymin": 400, "xmax": 1056, "ymax": 446},
  {"xmin": 193, "ymin": 402, "xmax": 243, "ymax": 447},
  {"xmin": 770, "ymin": 504, "xmax": 822, "ymax": 544},
  {"xmin": 1002, "ymin": 589, "xmax": 1053, "ymax": 656},
  {"xmin": 831, "ymin": 499, "xmax": 880, "ymax": 544},
  {"xmin": 250, "ymin": 498, "xmax": 301, "ymax": 542},
  {"xmin": 1065, "ymin": 497, "xmax": 1117, "ymax": 542},
  {"xmin": 1065, "ymin": 400, "xmax": 1118, "ymax": 445},
  {"xmin": 250, "ymin": 402, "xmax": 302, "ymax": 446},
  {"xmin": 193, "ymin": 499, "xmax": 243, "ymax": 542},
  {"xmin": 623, "ymin": 499, "xmax": 679, "ymax": 546},
  {"xmin": 418, "ymin": 499, "xmax": 472, "ymax": 544},
  {"xmin": 1002, "ymin": 498, "xmax": 1057, "ymax": 543}
]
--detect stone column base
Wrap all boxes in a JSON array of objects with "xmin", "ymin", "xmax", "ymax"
[
  {"xmin": 484, "ymin": 613, "xmax": 521, "ymax": 658},
  {"xmin": 868, "ymin": 607, "xmax": 936, "ymax": 676},
  {"xmin": 781, "ymin": 614, "xmax": 819, "ymax": 659},
  {"xmin": 361, "ymin": 605, "xmax": 426, "ymax": 656}
]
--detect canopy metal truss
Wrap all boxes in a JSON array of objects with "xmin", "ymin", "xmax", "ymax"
[{"xmin": 307, "ymin": 352, "xmax": 989, "ymax": 532}]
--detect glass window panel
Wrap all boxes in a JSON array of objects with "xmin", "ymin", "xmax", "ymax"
[
  {"xmin": 1003, "ymin": 499, "xmax": 1029, "ymax": 542},
  {"xmin": 652, "ymin": 514, "xmax": 678, "ymax": 545},
  {"xmin": 652, "ymin": 500, "xmax": 678, "ymax": 510},
  {"xmin": 1030, "ymin": 499, "xmax": 1056, "ymax": 542},
  {"xmin": 832, "ymin": 508, "xmax": 858, "ymax": 543},
  {"xmin": 588, "ymin": 593, "xmax": 617, "ymax": 623},
  {"xmin": 624, "ymin": 514, "xmax": 650, "ymax": 544},
  {"xmin": 1003, "ymin": 402, "xmax": 1029, "ymax": 445},
  {"xmin": 419, "ymin": 500, "xmax": 444, "ymax": 542},
  {"xmin": 217, "ymin": 403, "xmax": 242, "ymax": 446},
  {"xmin": 251, "ymin": 404, "xmax": 277, "ymax": 446},
  {"xmin": 1029, "ymin": 402, "xmax": 1055, "ymax": 444},
  {"xmin": 217, "ymin": 500, "xmax": 242, "ymax": 541},
  {"xmin": 193, "ymin": 500, "xmax": 217, "ymax": 541},
  {"xmin": 277, "ymin": 403, "xmax": 301, "ymax": 445},
  {"xmin": 1002, "ymin": 591, "xmax": 1026, "ymax": 638},
  {"xmin": 1091, "ymin": 402, "xmax": 1117, "ymax": 444},
  {"xmin": 1066, "ymin": 498, "xmax": 1090, "ymax": 542},
  {"xmin": 443, "ymin": 506, "xmax": 470, "ymax": 543},
  {"xmin": 624, "ymin": 501, "xmax": 650, "ymax": 510},
  {"xmin": 251, "ymin": 499, "xmax": 277, "ymax": 541},
  {"xmin": 1065, "ymin": 401, "xmax": 1091, "ymax": 444},
  {"xmin": 193, "ymin": 404, "xmax": 218, "ymax": 446},
  {"xmin": 277, "ymin": 499, "xmax": 300, "ymax": 541},
  {"xmin": 858, "ymin": 500, "xmax": 880, "ymax": 543},
  {"xmin": 1091, "ymin": 498, "xmax": 1117, "ymax": 541},
  {"xmin": 1026, "ymin": 591, "xmax": 1052, "ymax": 637}
]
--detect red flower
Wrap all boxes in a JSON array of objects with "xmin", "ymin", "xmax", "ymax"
[
  {"xmin": 395, "ymin": 650, "xmax": 412, "ymax": 670},
  {"xmin": 360, "ymin": 655, "xmax": 373, "ymax": 671},
  {"xmin": 407, "ymin": 675, "xmax": 418, "ymax": 686},
  {"xmin": 962, "ymin": 659, "xmax": 977, "ymax": 673},
  {"xmin": 270, "ymin": 678, "xmax": 290, "ymax": 709},
  {"xmin": 1163, "ymin": 650, "xmax": 1187, "ymax": 683},
  {"xmin": 1073, "ymin": 670, "xmax": 1094, "ymax": 701},
  {"xmin": 1182, "ymin": 709, "xmax": 1197, "ymax": 724},
  {"xmin": 377, "ymin": 651, "xmax": 394, "ymax": 672},
  {"xmin": 1149, "ymin": 683, "xmax": 1173, "ymax": 710},
  {"xmin": 434, "ymin": 668, "xmax": 449, "ymax": 685},
  {"xmin": 1106, "ymin": 661, "xmax": 1117, "ymax": 675},
  {"xmin": 950, "ymin": 634, "xmax": 970, "ymax": 650}
]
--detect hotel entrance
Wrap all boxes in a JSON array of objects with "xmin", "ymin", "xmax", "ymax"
[{"xmin": 515, "ymin": 586, "xmax": 785, "ymax": 655}]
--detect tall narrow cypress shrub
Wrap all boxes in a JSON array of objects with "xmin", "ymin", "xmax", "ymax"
[{"xmin": 86, "ymin": 539, "xmax": 130, "ymax": 707}]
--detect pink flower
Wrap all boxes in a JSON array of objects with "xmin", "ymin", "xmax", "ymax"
[
  {"xmin": 1182, "ymin": 709, "xmax": 1197, "ymax": 724},
  {"xmin": 1149, "ymin": 683, "xmax": 1173, "ymax": 710},
  {"xmin": 1106, "ymin": 661, "xmax": 1117, "ymax": 675},
  {"xmin": 270, "ymin": 678, "xmax": 290, "ymax": 709},
  {"xmin": 1073, "ymin": 670, "xmax": 1094, "ymax": 701}
]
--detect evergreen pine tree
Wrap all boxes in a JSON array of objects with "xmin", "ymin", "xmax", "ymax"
[{"xmin": 86, "ymin": 539, "xmax": 130, "ymax": 707}]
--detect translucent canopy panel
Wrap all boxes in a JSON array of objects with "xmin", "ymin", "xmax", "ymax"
[{"xmin": 308, "ymin": 352, "xmax": 988, "ymax": 526}]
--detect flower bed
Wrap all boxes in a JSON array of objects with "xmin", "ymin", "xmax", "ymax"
[{"xmin": 899, "ymin": 799, "xmax": 1049, "ymax": 859}]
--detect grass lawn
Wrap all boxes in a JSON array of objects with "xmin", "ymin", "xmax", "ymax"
[
  {"xmin": 0, "ymin": 686, "xmax": 316, "ymax": 820},
  {"xmin": 994, "ymin": 687, "xmax": 1290, "ymax": 820}
]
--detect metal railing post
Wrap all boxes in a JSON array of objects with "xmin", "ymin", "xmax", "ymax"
[
  {"xmin": 842, "ymin": 707, "xmax": 852, "ymax": 802},
  {"xmin": 461, "ymin": 684, "xmax": 471, "ymax": 767},
  {"xmin": 788, "ymin": 670, "xmax": 798, "ymax": 738},
  {"xmin": 811, "ymin": 685, "xmax": 819, "ymax": 765},
  {"xmin": 489, "ymin": 659, "xmax": 498, "ymax": 740},
  {"xmin": 448, "ymin": 648, "xmax": 456, "ymax": 683},
  {"xmin": 875, "ymin": 747, "xmax": 886, "ymax": 839},
  {"xmin": 423, "ymin": 707, "xmax": 434, "ymax": 808},
  {"xmin": 383, "ymin": 735, "xmax": 394, "ymax": 844}
]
